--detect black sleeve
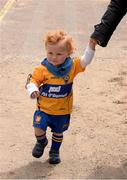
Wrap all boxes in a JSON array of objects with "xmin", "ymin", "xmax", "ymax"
[{"xmin": 90, "ymin": 0, "xmax": 127, "ymax": 47}]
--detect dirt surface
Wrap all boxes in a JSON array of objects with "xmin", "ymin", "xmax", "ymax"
[{"xmin": 0, "ymin": 0, "xmax": 127, "ymax": 179}]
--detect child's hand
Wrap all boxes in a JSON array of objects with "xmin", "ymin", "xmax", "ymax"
[
  {"xmin": 89, "ymin": 38, "xmax": 97, "ymax": 50},
  {"xmin": 31, "ymin": 91, "xmax": 40, "ymax": 99}
]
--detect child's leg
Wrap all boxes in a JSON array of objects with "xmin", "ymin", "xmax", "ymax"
[
  {"xmin": 34, "ymin": 128, "xmax": 47, "ymax": 144},
  {"xmin": 50, "ymin": 132, "xmax": 63, "ymax": 152},
  {"xmin": 49, "ymin": 132, "xmax": 63, "ymax": 164},
  {"xmin": 48, "ymin": 114, "xmax": 70, "ymax": 164},
  {"xmin": 32, "ymin": 110, "xmax": 49, "ymax": 158},
  {"xmin": 32, "ymin": 128, "xmax": 48, "ymax": 158}
]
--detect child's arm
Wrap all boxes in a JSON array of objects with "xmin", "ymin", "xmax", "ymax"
[
  {"xmin": 27, "ymin": 82, "xmax": 40, "ymax": 99},
  {"xmin": 89, "ymin": 38, "xmax": 97, "ymax": 50},
  {"xmin": 26, "ymin": 67, "xmax": 43, "ymax": 99},
  {"xmin": 80, "ymin": 38, "xmax": 97, "ymax": 67}
]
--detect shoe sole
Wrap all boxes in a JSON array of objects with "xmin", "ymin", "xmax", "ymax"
[{"xmin": 49, "ymin": 159, "xmax": 61, "ymax": 164}]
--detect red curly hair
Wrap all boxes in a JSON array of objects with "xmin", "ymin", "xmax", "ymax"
[{"xmin": 44, "ymin": 30, "xmax": 76, "ymax": 55}]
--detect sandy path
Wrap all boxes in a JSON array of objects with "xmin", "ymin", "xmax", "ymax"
[{"xmin": 0, "ymin": 0, "xmax": 127, "ymax": 179}]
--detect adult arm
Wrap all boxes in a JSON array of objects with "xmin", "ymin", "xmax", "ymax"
[{"xmin": 90, "ymin": 0, "xmax": 127, "ymax": 47}]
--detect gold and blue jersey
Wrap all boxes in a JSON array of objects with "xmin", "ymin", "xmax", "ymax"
[{"xmin": 30, "ymin": 57, "xmax": 85, "ymax": 115}]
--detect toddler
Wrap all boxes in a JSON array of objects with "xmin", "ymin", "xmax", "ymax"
[{"xmin": 26, "ymin": 30, "xmax": 96, "ymax": 164}]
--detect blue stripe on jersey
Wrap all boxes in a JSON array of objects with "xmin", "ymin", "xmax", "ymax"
[{"xmin": 39, "ymin": 83, "xmax": 72, "ymax": 98}]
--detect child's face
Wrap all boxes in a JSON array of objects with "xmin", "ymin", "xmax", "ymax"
[{"xmin": 46, "ymin": 41, "xmax": 69, "ymax": 66}]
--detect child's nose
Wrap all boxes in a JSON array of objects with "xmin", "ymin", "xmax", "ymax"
[{"xmin": 52, "ymin": 55, "xmax": 57, "ymax": 59}]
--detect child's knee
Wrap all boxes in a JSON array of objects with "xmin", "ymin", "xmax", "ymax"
[{"xmin": 34, "ymin": 128, "xmax": 45, "ymax": 136}]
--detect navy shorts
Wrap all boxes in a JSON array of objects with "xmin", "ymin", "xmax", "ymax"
[{"xmin": 33, "ymin": 110, "xmax": 70, "ymax": 133}]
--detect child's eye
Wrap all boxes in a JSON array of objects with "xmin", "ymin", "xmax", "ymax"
[
  {"xmin": 57, "ymin": 53, "xmax": 62, "ymax": 55},
  {"xmin": 48, "ymin": 52, "xmax": 53, "ymax": 55}
]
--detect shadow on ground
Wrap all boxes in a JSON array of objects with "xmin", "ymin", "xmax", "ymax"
[
  {"xmin": 0, "ymin": 161, "xmax": 55, "ymax": 179},
  {"xmin": 0, "ymin": 160, "xmax": 127, "ymax": 179},
  {"xmin": 87, "ymin": 162, "xmax": 127, "ymax": 179}
]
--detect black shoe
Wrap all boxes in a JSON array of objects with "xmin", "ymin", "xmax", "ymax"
[
  {"xmin": 32, "ymin": 139, "xmax": 48, "ymax": 158},
  {"xmin": 49, "ymin": 150, "xmax": 61, "ymax": 164}
]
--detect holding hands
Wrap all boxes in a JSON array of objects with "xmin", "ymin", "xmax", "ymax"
[{"xmin": 89, "ymin": 38, "xmax": 97, "ymax": 50}]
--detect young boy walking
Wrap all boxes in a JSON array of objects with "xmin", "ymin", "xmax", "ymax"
[{"xmin": 26, "ymin": 30, "xmax": 96, "ymax": 164}]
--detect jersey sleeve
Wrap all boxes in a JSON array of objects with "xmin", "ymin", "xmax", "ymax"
[
  {"xmin": 72, "ymin": 57, "xmax": 85, "ymax": 77},
  {"xmin": 30, "ymin": 65, "xmax": 45, "ymax": 87}
]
